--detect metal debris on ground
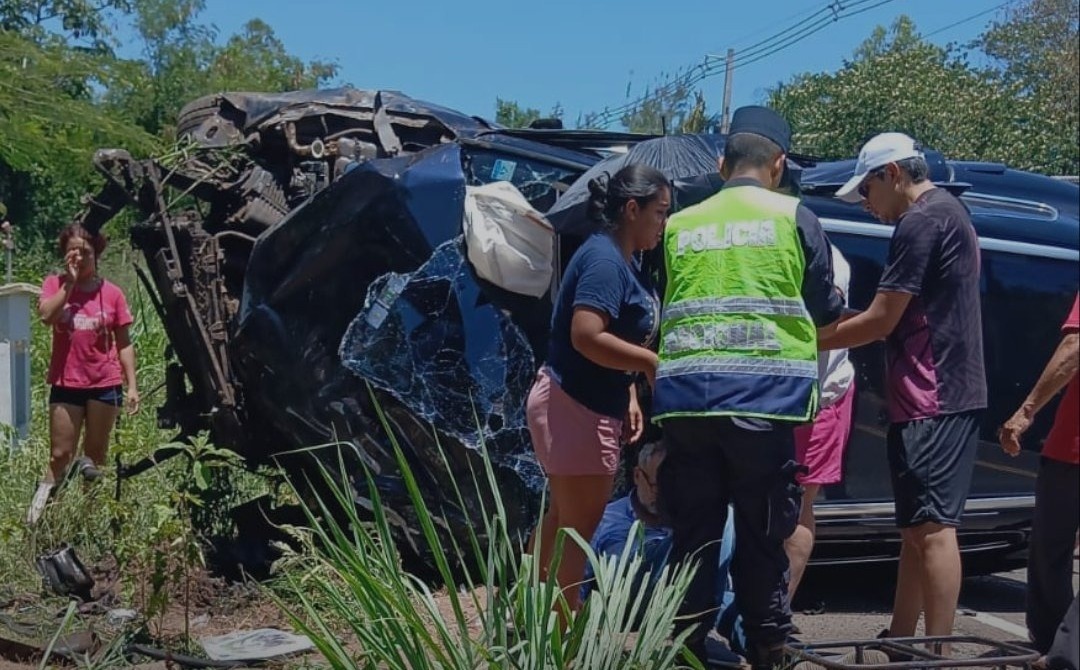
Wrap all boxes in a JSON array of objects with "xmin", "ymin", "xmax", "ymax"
[
  {"xmin": 785, "ymin": 635, "xmax": 1040, "ymax": 669},
  {"xmin": 199, "ymin": 628, "xmax": 315, "ymax": 661}
]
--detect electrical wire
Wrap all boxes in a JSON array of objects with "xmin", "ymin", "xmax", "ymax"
[
  {"xmin": 588, "ymin": 0, "xmax": 878, "ymax": 125},
  {"xmin": 727, "ymin": 2, "xmax": 835, "ymax": 50},
  {"xmin": 589, "ymin": 0, "xmax": 896, "ymax": 127},
  {"xmin": 727, "ymin": 0, "xmax": 884, "ymax": 67},
  {"xmin": 923, "ymin": 0, "xmax": 1012, "ymax": 39},
  {"xmin": 730, "ymin": 0, "xmax": 897, "ymax": 73},
  {"xmin": 587, "ymin": 1, "xmax": 848, "ymax": 126}
]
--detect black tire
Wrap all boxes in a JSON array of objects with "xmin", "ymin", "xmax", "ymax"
[{"xmin": 176, "ymin": 95, "xmax": 223, "ymax": 137}]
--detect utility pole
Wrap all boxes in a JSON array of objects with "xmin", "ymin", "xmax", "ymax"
[{"xmin": 720, "ymin": 48, "xmax": 735, "ymax": 134}]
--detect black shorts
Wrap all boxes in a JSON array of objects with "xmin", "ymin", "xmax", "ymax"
[
  {"xmin": 49, "ymin": 385, "xmax": 123, "ymax": 408},
  {"xmin": 887, "ymin": 410, "xmax": 981, "ymax": 528}
]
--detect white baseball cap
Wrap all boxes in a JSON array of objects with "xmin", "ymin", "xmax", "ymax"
[{"xmin": 835, "ymin": 132, "xmax": 925, "ymax": 203}]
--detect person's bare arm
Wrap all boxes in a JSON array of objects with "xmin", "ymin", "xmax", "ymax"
[
  {"xmin": 1000, "ymin": 331, "xmax": 1080, "ymax": 456},
  {"xmin": 817, "ymin": 319, "xmax": 839, "ymax": 341},
  {"xmin": 39, "ymin": 281, "xmax": 74, "ymax": 325},
  {"xmin": 116, "ymin": 325, "xmax": 140, "ymax": 415},
  {"xmin": 571, "ymin": 307, "xmax": 658, "ymax": 387},
  {"xmin": 819, "ymin": 291, "xmax": 913, "ymax": 351},
  {"xmin": 625, "ymin": 383, "xmax": 644, "ymax": 443},
  {"xmin": 39, "ymin": 252, "xmax": 80, "ymax": 325}
]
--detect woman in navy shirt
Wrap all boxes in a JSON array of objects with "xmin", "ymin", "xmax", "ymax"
[{"xmin": 526, "ymin": 164, "xmax": 670, "ymax": 617}]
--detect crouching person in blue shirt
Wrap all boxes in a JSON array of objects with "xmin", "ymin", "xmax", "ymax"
[{"xmin": 582, "ymin": 441, "xmax": 745, "ymax": 664}]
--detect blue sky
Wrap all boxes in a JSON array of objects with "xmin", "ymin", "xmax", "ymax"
[{"xmin": 183, "ymin": 0, "xmax": 1009, "ymax": 128}]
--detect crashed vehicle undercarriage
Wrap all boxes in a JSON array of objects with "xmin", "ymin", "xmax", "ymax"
[{"xmin": 76, "ymin": 88, "xmax": 627, "ymax": 568}]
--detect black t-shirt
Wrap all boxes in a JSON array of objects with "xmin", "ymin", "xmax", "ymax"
[{"xmin": 878, "ymin": 187, "xmax": 987, "ymax": 422}]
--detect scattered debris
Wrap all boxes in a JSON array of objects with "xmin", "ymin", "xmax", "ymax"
[
  {"xmin": 34, "ymin": 545, "xmax": 93, "ymax": 602},
  {"xmin": 199, "ymin": 628, "xmax": 314, "ymax": 662},
  {"xmin": 105, "ymin": 608, "xmax": 138, "ymax": 627}
]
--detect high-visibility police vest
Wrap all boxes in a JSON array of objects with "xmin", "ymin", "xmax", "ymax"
[{"xmin": 653, "ymin": 184, "xmax": 819, "ymax": 423}]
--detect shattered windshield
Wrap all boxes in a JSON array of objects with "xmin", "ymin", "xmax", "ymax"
[{"xmin": 464, "ymin": 149, "xmax": 579, "ymax": 211}]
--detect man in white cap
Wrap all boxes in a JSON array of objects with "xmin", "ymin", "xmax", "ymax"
[{"xmin": 822, "ymin": 133, "xmax": 987, "ymax": 640}]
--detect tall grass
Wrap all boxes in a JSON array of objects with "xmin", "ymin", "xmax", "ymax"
[{"xmin": 271, "ymin": 391, "xmax": 705, "ymax": 669}]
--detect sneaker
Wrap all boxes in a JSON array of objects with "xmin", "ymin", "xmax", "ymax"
[
  {"xmin": 26, "ymin": 482, "xmax": 55, "ymax": 525},
  {"xmin": 705, "ymin": 635, "xmax": 743, "ymax": 668}
]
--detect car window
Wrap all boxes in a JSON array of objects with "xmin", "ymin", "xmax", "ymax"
[
  {"xmin": 464, "ymin": 149, "xmax": 580, "ymax": 211},
  {"xmin": 980, "ymin": 249, "xmax": 1078, "ymax": 443},
  {"xmin": 961, "ymin": 193, "xmax": 1058, "ymax": 221}
]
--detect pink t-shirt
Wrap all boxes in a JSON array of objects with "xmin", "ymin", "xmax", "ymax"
[{"xmin": 41, "ymin": 275, "xmax": 133, "ymax": 389}]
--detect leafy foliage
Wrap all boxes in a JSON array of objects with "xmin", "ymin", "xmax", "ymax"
[
  {"xmin": 619, "ymin": 74, "xmax": 712, "ymax": 135},
  {"xmin": 0, "ymin": 0, "xmax": 131, "ymax": 48},
  {"xmin": 977, "ymin": 0, "xmax": 1078, "ymax": 173},
  {"xmin": 495, "ymin": 98, "xmax": 542, "ymax": 129},
  {"xmin": 769, "ymin": 14, "xmax": 1078, "ymax": 174},
  {"xmin": 107, "ymin": 0, "xmax": 337, "ymax": 136},
  {"xmin": 0, "ymin": 0, "xmax": 337, "ymax": 249},
  {"xmin": 495, "ymin": 97, "xmax": 563, "ymax": 129},
  {"xmin": 0, "ymin": 30, "xmax": 159, "ymax": 241}
]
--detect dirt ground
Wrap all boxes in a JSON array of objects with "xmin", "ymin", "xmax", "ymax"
[
  {"xmin": 5, "ymin": 559, "xmax": 1073, "ymax": 669},
  {"xmin": 0, "ymin": 557, "xmax": 309, "ymax": 670}
]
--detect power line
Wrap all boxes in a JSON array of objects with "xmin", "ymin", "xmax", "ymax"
[
  {"xmin": 724, "ymin": 0, "xmax": 884, "ymax": 68},
  {"xmin": 730, "ymin": 0, "xmax": 897, "ymax": 73},
  {"xmin": 724, "ymin": 1, "xmax": 850, "ymax": 64},
  {"xmin": 589, "ymin": 1, "xmax": 842, "ymax": 126},
  {"xmin": 923, "ymin": 1, "xmax": 1012, "ymax": 39},
  {"xmin": 590, "ymin": 0, "xmax": 896, "ymax": 128},
  {"xmin": 727, "ymin": 3, "xmax": 832, "ymax": 50},
  {"xmin": 587, "ymin": 0, "xmax": 847, "ymax": 127}
]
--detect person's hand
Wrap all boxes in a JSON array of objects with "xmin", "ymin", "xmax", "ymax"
[
  {"xmin": 624, "ymin": 391, "xmax": 644, "ymax": 444},
  {"xmin": 998, "ymin": 406, "xmax": 1033, "ymax": 457},
  {"xmin": 125, "ymin": 388, "xmax": 140, "ymax": 416},
  {"xmin": 63, "ymin": 249, "xmax": 79, "ymax": 285}
]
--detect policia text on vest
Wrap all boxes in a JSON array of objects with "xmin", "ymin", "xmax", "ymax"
[
  {"xmin": 654, "ymin": 186, "xmax": 820, "ymax": 423},
  {"xmin": 674, "ymin": 219, "xmax": 777, "ymax": 255}
]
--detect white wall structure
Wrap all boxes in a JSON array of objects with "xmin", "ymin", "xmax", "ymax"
[{"xmin": 0, "ymin": 283, "xmax": 40, "ymax": 450}]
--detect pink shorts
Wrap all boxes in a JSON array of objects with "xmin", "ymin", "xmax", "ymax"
[
  {"xmin": 794, "ymin": 384, "xmax": 855, "ymax": 485},
  {"xmin": 526, "ymin": 367, "xmax": 623, "ymax": 476}
]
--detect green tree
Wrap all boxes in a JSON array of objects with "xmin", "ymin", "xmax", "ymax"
[
  {"xmin": 585, "ymin": 70, "xmax": 714, "ymax": 135},
  {"xmin": 0, "ymin": 0, "xmax": 130, "ymax": 48},
  {"xmin": 619, "ymin": 71, "xmax": 698, "ymax": 134},
  {"xmin": 208, "ymin": 19, "xmax": 336, "ymax": 92},
  {"xmin": 494, "ymin": 98, "xmax": 564, "ymax": 128},
  {"xmin": 107, "ymin": 0, "xmax": 337, "ymax": 137},
  {"xmin": 978, "ymin": 0, "xmax": 1078, "ymax": 174},
  {"xmin": 2, "ymin": 0, "xmax": 337, "ymax": 246},
  {"xmin": 495, "ymin": 98, "xmax": 540, "ymax": 128},
  {"xmin": 0, "ymin": 30, "xmax": 157, "ymax": 242},
  {"xmin": 768, "ymin": 16, "xmax": 1076, "ymax": 174}
]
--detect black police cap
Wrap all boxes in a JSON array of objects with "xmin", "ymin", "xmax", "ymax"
[{"xmin": 728, "ymin": 106, "xmax": 792, "ymax": 154}]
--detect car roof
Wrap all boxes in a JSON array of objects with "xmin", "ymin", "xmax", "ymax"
[{"xmin": 800, "ymin": 153, "xmax": 1079, "ymax": 251}]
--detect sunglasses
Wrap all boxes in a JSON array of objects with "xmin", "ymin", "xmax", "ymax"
[{"xmin": 858, "ymin": 167, "xmax": 887, "ymax": 199}]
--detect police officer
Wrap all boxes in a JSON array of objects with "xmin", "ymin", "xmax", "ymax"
[{"xmin": 654, "ymin": 106, "xmax": 842, "ymax": 668}]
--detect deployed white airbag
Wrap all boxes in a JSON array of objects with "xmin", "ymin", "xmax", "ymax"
[{"xmin": 463, "ymin": 181, "xmax": 555, "ymax": 298}]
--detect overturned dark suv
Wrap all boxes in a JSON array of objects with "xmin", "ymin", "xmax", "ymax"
[{"xmin": 74, "ymin": 87, "xmax": 1079, "ymax": 573}]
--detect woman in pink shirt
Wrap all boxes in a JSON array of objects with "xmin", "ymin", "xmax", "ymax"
[{"xmin": 27, "ymin": 224, "xmax": 140, "ymax": 524}]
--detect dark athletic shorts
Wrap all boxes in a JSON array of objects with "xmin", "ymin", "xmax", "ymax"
[
  {"xmin": 887, "ymin": 410, "xmax": 981, "ymax": 528},
  {"xmin": 49, "ymin": 385, "xmax": 123, "ymax": 408}
]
